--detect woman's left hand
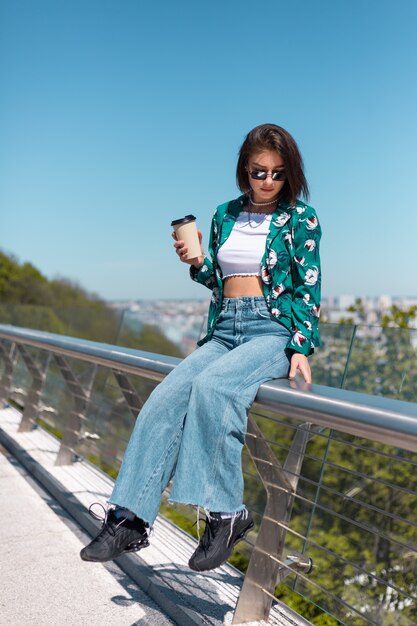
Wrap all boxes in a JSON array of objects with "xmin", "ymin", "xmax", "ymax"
[{"xmin": 288, "ymin": 353, "xmax": 311, "ymax": 383}]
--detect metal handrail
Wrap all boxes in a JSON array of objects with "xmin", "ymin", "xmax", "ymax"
[
  {"xmin": 1, "ymin": 324, "xmax": 417, "ymax": 451},
  {"xmin": 1, "ymin": 323, "xmax": 417, "ymax": 625}
]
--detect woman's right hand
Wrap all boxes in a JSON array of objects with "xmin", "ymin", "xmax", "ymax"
[{"xmin": 172, "ymin": 230, "xmax": 204, "ymax": 268}]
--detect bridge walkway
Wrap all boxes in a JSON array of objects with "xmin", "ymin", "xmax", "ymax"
[
  {"xmin": 0, "ymin": 405, "xmax": 307, "ymax": 626},
  {"xmin": 0, "ymin": 443, "xmax": 177, "ymax": 626}
]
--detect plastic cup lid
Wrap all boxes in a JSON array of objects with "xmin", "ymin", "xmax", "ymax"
[{"xmin": 171, "ymin": 214, "xmax": 197, "ymax": 226}]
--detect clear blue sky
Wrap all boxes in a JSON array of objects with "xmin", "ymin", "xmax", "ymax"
[{"xmin": 1, "ymin": 0, "xmax": 416, "ymax": 301}]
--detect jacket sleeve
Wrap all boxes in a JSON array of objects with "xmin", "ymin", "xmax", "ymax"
[
  {"xmin": 287, "ymin": 206, "xmax": 322, "ymax": 356},
  {"xmin": 189, "ymin": 209, "xmax": 218, "ymax": 290}
]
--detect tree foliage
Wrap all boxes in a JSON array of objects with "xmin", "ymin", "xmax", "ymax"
[{"xmin": 0, "ymin": 249, "xmax": 182, "ymax": 356}]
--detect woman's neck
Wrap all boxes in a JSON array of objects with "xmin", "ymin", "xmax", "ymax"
[{"xmin": 246, "ymin": 194, "xmax": 278, "ymax": 214}]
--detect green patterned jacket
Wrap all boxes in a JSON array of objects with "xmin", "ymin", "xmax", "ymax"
[{"xmin": 190, "ymin": 194, "xmax": 322, "ymax": 356}]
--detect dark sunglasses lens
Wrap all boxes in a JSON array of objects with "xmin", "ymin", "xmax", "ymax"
[
  {"xmin": 250, "ymin": 170, "xmax": 267, "ymax": 180},
  {"xmin": 250, "ymin": 170, "xmax": 286, "ymax": 181}
]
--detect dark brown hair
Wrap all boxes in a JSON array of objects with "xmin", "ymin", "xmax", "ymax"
[{"xmin": 236, "ymin": 123, "xmax": 309, "ymax": 205}]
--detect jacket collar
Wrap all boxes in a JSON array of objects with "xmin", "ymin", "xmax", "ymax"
[{"xmin": 218, "ymin": 195, "xmax": 295, "ymax": 250}]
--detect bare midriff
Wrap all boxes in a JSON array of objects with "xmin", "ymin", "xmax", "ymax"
[{"xmin": 223, "ymin": 275, "xmax": 264, "ymax": 297}]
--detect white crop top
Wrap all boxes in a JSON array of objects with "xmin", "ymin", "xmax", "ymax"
[{"xmin": 216, "ymin": 212, "xmax": 272, "ymax": 279}]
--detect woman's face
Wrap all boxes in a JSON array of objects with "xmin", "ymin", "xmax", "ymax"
[{"xmin": 246, "ymin": 150, "xmax": 286, "ymax": 204}]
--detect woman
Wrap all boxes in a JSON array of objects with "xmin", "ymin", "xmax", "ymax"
[{"xmin": 80, "ymin": 123, "xmax": 322, "ymax": 572}]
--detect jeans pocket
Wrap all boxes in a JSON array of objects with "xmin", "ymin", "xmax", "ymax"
[{"xmin": 254, "ymin": 306, "xmax": 273, "ymax": 320}]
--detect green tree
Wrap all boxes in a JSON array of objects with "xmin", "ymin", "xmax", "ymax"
[{"xmin": 381, "ymin": 305, "xmax": 417, "ymax": 329}]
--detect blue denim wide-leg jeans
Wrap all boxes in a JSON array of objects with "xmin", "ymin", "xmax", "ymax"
[{"xmin": 109, "ymin": 296, "xmax": 291, "ymax": 525}]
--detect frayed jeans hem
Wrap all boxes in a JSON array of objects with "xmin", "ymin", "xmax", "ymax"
[{"xmin": 167, "ymin": 496, "xmax": 246, "ymax": 515}]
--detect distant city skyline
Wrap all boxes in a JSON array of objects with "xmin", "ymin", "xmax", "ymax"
[
  {"xmin": 109, "ymin": 294, "xmax": 417, "ymax": 304},
  {"xmin": 1, "ymin": 0, "xmax": 417, "ymax": 300},
  {"xmin": 110, "ymin": 293, "xmax": 417, "ymax": 355}
]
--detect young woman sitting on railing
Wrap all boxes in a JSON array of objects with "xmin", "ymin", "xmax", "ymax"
[{"xmin": 80, "ymin": 123, "xmax": 322, "ymax": 571}]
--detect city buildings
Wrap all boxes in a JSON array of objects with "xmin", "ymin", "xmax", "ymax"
[{"xmin": 109, "ymin": 295, "xmax": 417, "ymax": 355}]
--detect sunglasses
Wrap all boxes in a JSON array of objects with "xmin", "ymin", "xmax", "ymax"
[{"xmin": 248, "ymin": 169, "xmax": 287, "ymax": 182}]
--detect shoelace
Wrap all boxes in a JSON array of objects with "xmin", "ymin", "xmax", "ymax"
[
  {"xmin": 196, "ymin": 508, "xmax": 249, "ymax": 551},
  {"xmin": 199, "ymin": 515, "xmax": 221, "ymax": 553},
  {"xmin": 88, "ymin": 501, "xmax": 152, "ymax": 539},
  {"xmin": 88, "ymin": 502, "xmax": 127, "ymax": 537}
]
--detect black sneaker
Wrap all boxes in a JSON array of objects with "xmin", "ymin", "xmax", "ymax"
[
  {"xmin": 188, "ymin": 509, "xmax": 254, "ymax": 572},
  {"xmin": 80, "ymin": 503, "xmax": 150, "ymax": 562}
]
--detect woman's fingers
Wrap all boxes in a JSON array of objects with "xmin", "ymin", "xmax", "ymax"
[
  {"xmin": 176, "ymin": 243, "xmax": 187, "ymax": 256},
  {"xmin": 172, "ymin": 230, "xmax": 204, "ymax": 264},
  {"xmin": 179, "ymin": 246, "xmax": 189, "ymax": 259},
  {"xmin": 300, "ymin": 362, "xmax": 312, "ymax": 383},
  {"xmin": 289, "ymin": 353, "xmax": 312, "ymax": 383},
  {"xmin": 173, "ymin": 239, "xmax": 189, "ymax": 261}
]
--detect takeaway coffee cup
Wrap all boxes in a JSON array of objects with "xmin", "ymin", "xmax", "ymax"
[{"xmin": 171, "ymin": 214, "xmax": 202, "ymax": 260}]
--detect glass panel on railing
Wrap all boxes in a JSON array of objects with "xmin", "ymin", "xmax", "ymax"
[
  {"xmin": 53, "ymin": 306, "xmax": 125, "ymax": 343},
  {"xmin": 0, "ymin": 304, "xmax": 126, "ymax": 344},
  {"xmin": 114, "ymin": 308, "xmax": 185, "ymax": 357},
  {"xmin": 114, "ymin": 302, "xmax": 209, "ymax": 357},
  {"xmin": 342, "ymin": 325, "xmax": 417, "ymax": 402},
  {"xmin": 311, "ymin": 323, "xmax": 356, "ymax": 389},
  {"xmin": 0, "ymin": 304, "xmax": 68, "ymax": 334}
]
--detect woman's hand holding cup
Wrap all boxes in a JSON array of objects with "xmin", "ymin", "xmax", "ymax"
[
  {"xmin": 172, "ymin": 229, "xmax": 204, "ymax": 268},
  {"xmin": 171, "ymin": 215, "xmax": 204, "ymax": 268}
]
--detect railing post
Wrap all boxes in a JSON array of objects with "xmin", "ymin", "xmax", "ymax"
[
  {"xmin": 16, "ymin": 345, "xmax": 50, "ymax": 432},
  {"xmin": 53, "ymin": 355, "xmax": 97, "ymax": 465},
  {"xmin": 233, "ymin": 417, "xmax": 319, "ymax": 624},
  {"xmin": 0, "ymin": 341, "xmax": 17, "ymax": 406},
  {"xmin": 112, "ymin": 369, "xmax": 145, "ymax": 417}
]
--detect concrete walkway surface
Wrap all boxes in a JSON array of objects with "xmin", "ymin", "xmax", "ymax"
[
  {"xmin": 0, "ymin": 405, "xmax": 312, "ymax": 626},
  {"xmin": 0, "ymin": 445, "xmax": 175, "ymax": 626}
]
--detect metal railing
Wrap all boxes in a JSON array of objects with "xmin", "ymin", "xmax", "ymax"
[
  {"xmin": 1, "ymin": 323, "xmax": 417, "ymax": 625},
  {"xmin": 2, "ymin": 303, "xmax": 417, "ymax": 403}
]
